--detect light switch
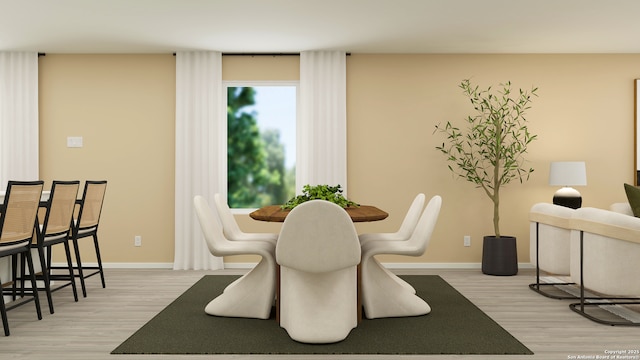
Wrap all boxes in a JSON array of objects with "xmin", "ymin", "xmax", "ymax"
[{"xmin": 67, "ymin": 136, "xmax": 83, "ymax": 148}]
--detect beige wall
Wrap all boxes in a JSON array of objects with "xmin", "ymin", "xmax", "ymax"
[
  {"xmin": 39, "ymin": 54, "xmax": 176, "ymax": 264},
  {"xmin": 347, "ymin": 54, "xmax": 636, "ymax": 263},
  {"xmin": 40, "ymin": 53, "xmax": 639, "ymax": 265}
]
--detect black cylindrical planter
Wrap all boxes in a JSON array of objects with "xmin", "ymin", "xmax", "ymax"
[{"xmin": 482, "ymin": 236, "xmax": 518, "ymax": 276}]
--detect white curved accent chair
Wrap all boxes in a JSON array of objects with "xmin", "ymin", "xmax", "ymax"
[
  {"xmin": 276, "ymin": 200, "xmax": 361, "ymax": 344},
  {"xmin": 361, "ymin": 195, "xmax": 442, "ymax": 319},
  {"xmin": 213, "ymin": 193, "xmax": 278, "ymax": 245},
  {"xmin": 358, "ymin": 193, "xmax": 425, "ymax": 294},
  {"xmin": 193, "ymin": 195, "xmax": 276, "ymax": 319}
]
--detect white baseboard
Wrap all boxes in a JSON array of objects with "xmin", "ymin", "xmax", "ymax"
[
  {"xmin": 52, "ymin": 262, "xmax": 535, "ymax": 270},
  {"xmin": 51, "ymin": 262, "xmax": 174, "ymax": 269},
  {"xmin": 214, "ymin": 262, "xmax": 535, "ymax": 270},
  {"xmin": 221, "ymin": 262, "xmax": 488, "ymax": 270}
]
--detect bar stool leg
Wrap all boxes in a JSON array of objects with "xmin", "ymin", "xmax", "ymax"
[
  {"xmin": 25, "ymin": 250, "xmax": 42, "ymax": 320},
  {"xmin": 36, "ymin": 246, "xmax": 55, "ymax": 314},
  {"xmin": 0, "ymin": 276, "xmax": 9, "ymax": 336},
  {"xmin": 72, "ymin": 237, "xmax": 87, "ymax": 298}
]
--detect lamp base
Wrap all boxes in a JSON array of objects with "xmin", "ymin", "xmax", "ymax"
[{"xmin": 552, "ymin": 187, "xmax": 582, "ymax": 209}]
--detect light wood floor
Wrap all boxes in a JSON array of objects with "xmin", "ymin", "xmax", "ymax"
[{"xmin": 1, "ymin": 268, "xmax": 638, "ymax": 360}]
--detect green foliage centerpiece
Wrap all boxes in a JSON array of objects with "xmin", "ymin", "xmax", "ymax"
[
  {"xmin": 281, "ymin": 184, "xmax": 359, "ymax": 210},
  {"xmin": 434, "ymin": 79, "xmax": 538, "ymax": 275}
]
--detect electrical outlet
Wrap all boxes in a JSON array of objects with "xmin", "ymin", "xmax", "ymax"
[
  {"xmin": 134, "ymin": 235, "xmax": 142, "ymax": 247},
  {"xmin": 463, "ymin": 235, "xmax": 471, "ymax": 247},
  {"xmin": 66, "ymin": 136, "xmax": 83, "ymax": 148}
]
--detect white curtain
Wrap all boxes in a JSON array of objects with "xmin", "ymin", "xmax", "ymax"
[
  {"xmin": 298, "ymin": 51, "xmax": 348, "ymax": 194},
  {"xmin": 174, "ymin": 51, "xmax": 225, "ymax": 270},
  {"xmin": 0, "ymin": 52, "xmax": 39, "ymax": 189}
]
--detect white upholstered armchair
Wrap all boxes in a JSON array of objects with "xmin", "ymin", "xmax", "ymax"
[
  {"xmin": 568, "ymin": 206, "xmax": 640, "ymax": 325},
  {"xmin": 528, "ymin": 203, "xmax": 576, "ymax": 299},
  {"xmin": 569, "ymin": 206, "xmax": 640, "ymax": 296},
  {"xmin": 528, "ymin": 200, "xmax": 640, "ymax": 325},
  {"xmin": 529, "ymin": 203, "xmax": 574, "ymax": 275}
]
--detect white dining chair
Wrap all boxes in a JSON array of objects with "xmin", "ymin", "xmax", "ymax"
[
  {"xmin": 213, "ymin": 193, "xmax": 277, "ymax": 244},
  {"xmin": 193, "ymin": 195, "xmax": 276, "ymax": 319},
  {"xmin": 213, "ymin": 193, "xmax": 278, "ymax": 294},
  {"xmin": 276, "ymin": 200, "xmax": 361, "ymax": 343},
  {"xmin": 361, "ymin": 195, "xmax": 442, "ymax": 319},
  {"xmin": 359, "ymin": 193, "xmax": 425, "ymax": 246},
  {"xmin": 358, "ymin": 193, "xmax": 425, "ymax": 294}
]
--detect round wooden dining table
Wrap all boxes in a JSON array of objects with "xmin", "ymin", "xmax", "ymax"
[{"xmin": 249, "ymin": 204, "xmax": 389, "ymax": 222}]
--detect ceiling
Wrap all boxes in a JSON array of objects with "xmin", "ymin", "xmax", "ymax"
[{"xmin": 2, "ymin": 0, "xmax": 640, "ymax": 54}]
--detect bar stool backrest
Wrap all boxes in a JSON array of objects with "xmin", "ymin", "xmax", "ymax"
[
  {"xmin": 40, "ymin": 181, "xmax": 80, "ymax": 240},
  {"xmin": 0, "ymin": 181, "xmax": 44, "ymax": 247},
  {"xmin": 75, "ymin": 180, "xmax": 107, "ymax": 233}
]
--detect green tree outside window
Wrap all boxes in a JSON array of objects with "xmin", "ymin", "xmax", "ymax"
[{"xmin": 227, "ymin": 86, "xmax": 295, "ymax": 208}]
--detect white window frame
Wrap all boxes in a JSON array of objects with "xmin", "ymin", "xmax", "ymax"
[{"xmin": 222, "ymin": 80, "xmax": 299, "ymax": 214}]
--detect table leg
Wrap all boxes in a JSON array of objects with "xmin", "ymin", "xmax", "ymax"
[
  {"xmin": 357, "ymin": 263, "xmax": 362, "ymax": 324},
  {"xmin": 275, "ymin": 264, "xmax": 280, "ymax": 324}
]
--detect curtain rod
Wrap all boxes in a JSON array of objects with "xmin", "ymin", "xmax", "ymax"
[
  {"xmin": 223, "ymin": 52, "xmax": 351, "ymax": 56},
  {"xmin": 171, "ymin": 52, "xmax": 299, "ymax": 57},
  {"xmin": 37, "ymin": 52, "xmax": 296, "ymax": 57},
  {"xmin": 39, "ymin": 52, "xmax": 350, "ymax": 57},
  {"xmin": 172, "ymin": 52, "xmax": 351, "ymax": 56},
  {"xmin": 223, "ymin": 52, "xmax": 300, "ymax": 56}
]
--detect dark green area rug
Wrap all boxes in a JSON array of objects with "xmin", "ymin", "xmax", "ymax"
[{"xmin": 112, "ymin": 275, "xmax": 532, "ymax": 355}]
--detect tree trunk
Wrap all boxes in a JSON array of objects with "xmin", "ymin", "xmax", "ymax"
[{"xmin": 493, "ymin": 192, "xmax": 500, "ymax": 238}]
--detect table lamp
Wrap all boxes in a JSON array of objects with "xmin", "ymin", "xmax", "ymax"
[{"xmin": 549, "ymin": 161, "xmax": 587, "ymax": 209}]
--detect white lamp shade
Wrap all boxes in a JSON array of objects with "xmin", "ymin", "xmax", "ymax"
[{"xmin": 549, "ymin": 161, "xmax": 587, "ymax": 186}]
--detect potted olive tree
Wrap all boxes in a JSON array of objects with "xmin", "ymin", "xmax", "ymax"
[{"xmin": 435, "ymin": 79, "xmax": 538, "ymax": 275}]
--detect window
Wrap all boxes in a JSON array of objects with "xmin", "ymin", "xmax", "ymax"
[{"xmin": 224, "ymin": 82, "xmax": 297, "ymax": 209}]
